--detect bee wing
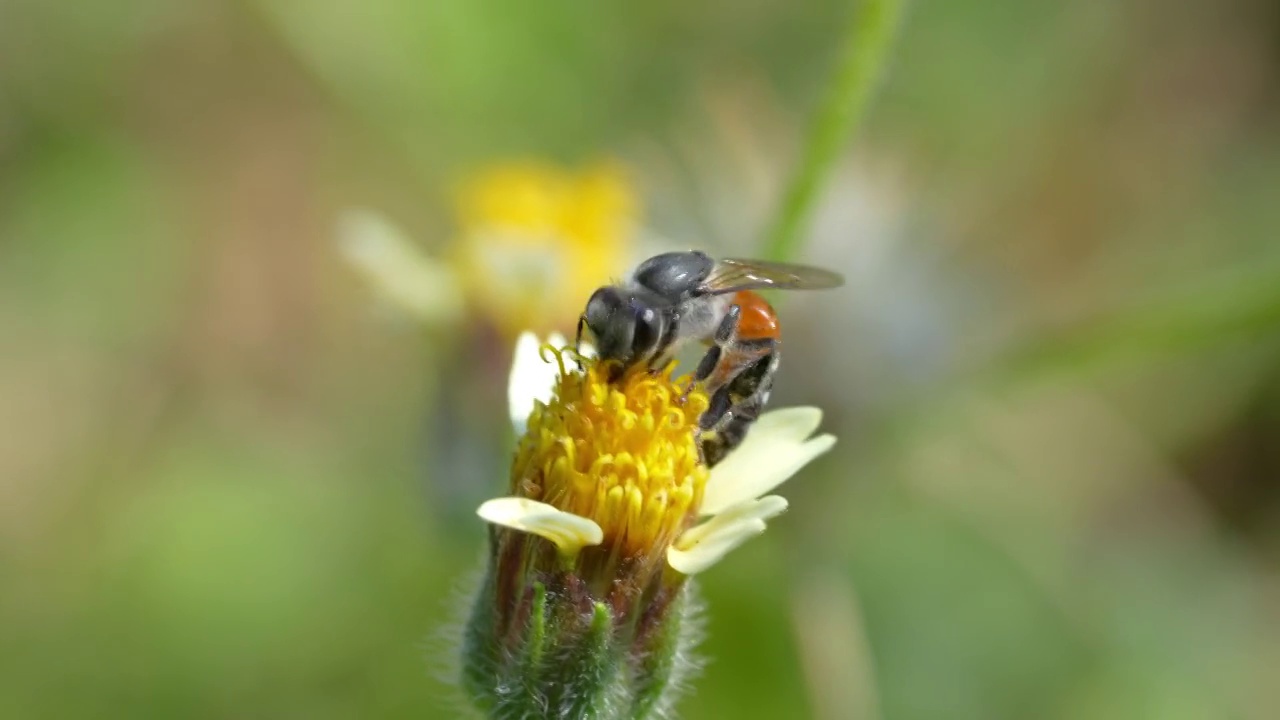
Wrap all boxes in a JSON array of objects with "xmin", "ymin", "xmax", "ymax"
[{"xmin": 696, "ymin": 257, "xmax": 844, "ymax": 295}]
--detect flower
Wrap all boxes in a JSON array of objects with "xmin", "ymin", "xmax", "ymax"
[
  {"xmin": 488, "ymin": 332, "xmax": 835, "ymax": 578},
  {"xmin": 337, "ymin": 209, "xmax": 465, "ymax": 323},
  {"xmin": 489, "ymin": 342, "xmax": 712, "ymax": 588},
  {"xmin": 461, "ymin": 331, "xmax": 834, "ymax": 718},
  {"xmin": 339, "ymin": 161, "xmax": 635, "ymax": 339},
  {"xmin": 452, "ymin": 161, "xmax": 634, "ymax": 339}
]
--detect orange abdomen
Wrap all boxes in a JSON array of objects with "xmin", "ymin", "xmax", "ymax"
[{"xmin": 731, "ymin": 290, "xmax": 781, "ymax": 341}]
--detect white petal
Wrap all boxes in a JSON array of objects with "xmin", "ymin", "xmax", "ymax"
[
  {"xmin": 751, "ymin": 407, "xmax": 824, "ymax": 442},
  {"xmin": 337, "ymin": 209, "xmax": 463, "ymax": 322},
  {"xmin": 507, "ymin": 332, "xmax": 564, "ymax": 435},
  {"xmin": 678, "ymin": 495, "xmax": 789, "ymax": 547},
  {"xmin": 477, "ymin": 497, "xmax": 603, "ymax": 554},
  {"xmin": 667, "ymin": 520, "xmax": 766, "ymax": 575},
  {"xmin": 701, "ymin": 407, "xmax": 835, "ymax": 515},
  {"xmin": 667, "ymin": 495, "xmax": 788, "ymax": 575}
]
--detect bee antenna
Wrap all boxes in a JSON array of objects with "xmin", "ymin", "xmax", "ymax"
[{"xmin": 574, "ymin": 315, "xmax": 587, "ymax": 369}]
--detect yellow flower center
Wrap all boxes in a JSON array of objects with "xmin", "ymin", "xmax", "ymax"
[
  {"xmin": 449, "ymin": 161, "xmax": 634, "ymax": 338},
  {"xmin": 510, "ymin": 347, "xmax": 710, "ymax": 558}
]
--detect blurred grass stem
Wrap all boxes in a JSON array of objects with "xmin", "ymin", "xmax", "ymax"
[
  {"xmin": 762, "ymin": 0, "xmax": 906, "ymax": 262},
  {"xmin": 791, "ymin": 573, "xmax": 882, "ymax": 720}
]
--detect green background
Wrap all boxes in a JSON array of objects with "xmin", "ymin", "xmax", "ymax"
[{"xmin": 2, "ymin": 1, "xmax": 1278, "ymax": 718}]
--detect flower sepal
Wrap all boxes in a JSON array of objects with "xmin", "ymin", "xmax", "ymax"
[{"xmin": 461, "ymin": 531, "xmax": 701, "ymax": 720}]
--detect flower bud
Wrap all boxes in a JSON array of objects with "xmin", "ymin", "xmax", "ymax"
[{"xmin": 461, "ymin": 532, "xmax": 702, "ymax": 718}]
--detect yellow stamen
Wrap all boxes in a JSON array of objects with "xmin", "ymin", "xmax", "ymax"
[{"xmin": 510, "ymin": 346, "xmax": 711, "ymax": 557}]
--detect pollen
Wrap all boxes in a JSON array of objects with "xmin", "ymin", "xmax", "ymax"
[{"xmin": 510, "ymin": 346, "xmax": 711, "ymax": 558}]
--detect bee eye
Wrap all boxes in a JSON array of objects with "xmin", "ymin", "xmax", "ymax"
[{"xmin": 631, "ymin": 306, "xmax": 661, "ymax": 354}]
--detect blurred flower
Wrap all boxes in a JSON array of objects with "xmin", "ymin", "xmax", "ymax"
[
  {"xmin": 339, "ymin": 160, "xmax": 643, "ymax": 532},
  {"xmin": 337, "ymin": 210, "xmax": 465, "ymax": 323},
  {"xmin": 461, "ymin": 332, "xmax": 834, "ymax": 718},
  {"xmin": 340, "ymin": 160, "xmax": 635, "ymax": 339}
]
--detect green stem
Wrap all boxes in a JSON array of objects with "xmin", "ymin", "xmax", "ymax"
[{"xmin": 762, "ymin": 0, "xmax": 907, "ymax": 262}]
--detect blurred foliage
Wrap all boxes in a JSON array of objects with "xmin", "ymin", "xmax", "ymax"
[{"xmin": 2, "ymin": 0, "xmax": 1278, "ymax": 718}]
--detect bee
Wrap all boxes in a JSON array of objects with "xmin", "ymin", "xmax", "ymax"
[{"xmin": 577, "ymin": 250, "xmax": 843, "ymax": 467}]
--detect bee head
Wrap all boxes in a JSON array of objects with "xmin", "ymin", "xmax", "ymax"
[{"xmin": 582, "ymin": 286, "xmax": 663, "ymax": 367}]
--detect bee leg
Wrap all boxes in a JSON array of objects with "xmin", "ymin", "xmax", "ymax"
[
  {"xmin": 695, "ymin": 342, "xmax": 778, "ymax": 466},
  {"xmin": 691, "ymin": 346, "xmax": 722, "ymax": 386},
  {"xmin": 697, "ymin": 387, "xmax": 766, "ymax": 467},
  {"xmin": 699, "ymin": 384, "xmax": 734, "ymax": 431},
  {"xmin": 713, "ymin": 303, "xmax": 742, "ymax": 344},
  {"xmin": 645, "ymin": 312, "xmax": 683, "ymax": 374},
  {"xmin": 701, "ymin": 345, "xmax": 775, "ymax": 430},
  {"xmin": 680, "ymin": 347, "xmax": 720, "ymax": 403},
  {"xmin": 680, "ymin": 304, "xmax": 741, "ymax": 402},
  {"xmin": 698, "ymin": 394, "xmax": 763, "ymax": 466}
]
